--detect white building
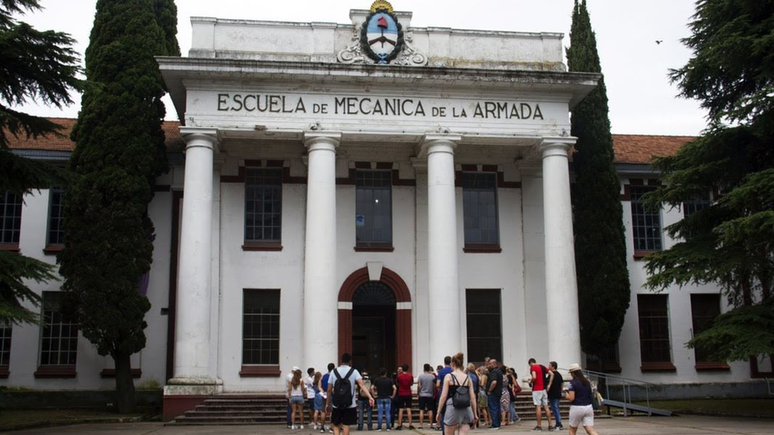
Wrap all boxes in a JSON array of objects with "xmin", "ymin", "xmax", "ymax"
[{"xmin": 3, "ymin": 2, "xmax": 770, "ymax": 420}]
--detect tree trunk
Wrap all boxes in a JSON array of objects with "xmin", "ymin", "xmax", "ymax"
[
  {"xmin": 597, "ymin": 356, "xmax": 608, "ymax": 398},
  {"xmin": 114, "ymin": 351, "xmax": 136, "ymax": 414}
]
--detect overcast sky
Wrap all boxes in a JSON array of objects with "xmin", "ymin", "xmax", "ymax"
[{"xmin": 15, "ymin": 0, "xmax": 706, "ymax": 136}]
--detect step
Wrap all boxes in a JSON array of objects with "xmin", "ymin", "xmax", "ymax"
[{"xmin": 174, "ymin": 394, "xmax": 573, "ymax": 425}]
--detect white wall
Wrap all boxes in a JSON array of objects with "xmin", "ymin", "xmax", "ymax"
[
  {"xmin": 617, "ymin": 177, "xmax": 750, "ymax": 384},
  {"xmin": 2, "ymin": 186, "xmax": 171, "ymax": 390},
  {"xmin": 5, "ymin": 158, "xmax": 757, "ymax": 393}
]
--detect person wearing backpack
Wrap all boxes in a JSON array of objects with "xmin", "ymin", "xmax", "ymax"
[
  {"xmin": 528, "ymin": 358, "xmax": 554, "ymax": 432},
  {"xmin": 357, "ymin": 371, "xmax": 374, "ymax": 431},
  {"xmin": 435, "ymin": 352, "xmax": 477, "ymax": 435},
  {"xmin": 326, "ymin": 353, "xmax": 375, "ymax": 435}
]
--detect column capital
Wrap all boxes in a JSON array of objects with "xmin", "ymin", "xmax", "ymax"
[
  {"xmin": 539, "ymin": 136, "xmax": 576, "ymax": 158},
  {"xmin": 180, "ymin": 127, "xmax": 220, "ymax": 152},
  {"xmin": 304, "ymin": 131, "xmax": 341, "ymax": 151},
  {"xmin": 418, "ymin": 134, "xmax": 462, "ymax": 157}
]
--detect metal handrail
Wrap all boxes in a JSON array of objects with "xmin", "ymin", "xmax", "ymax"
[
  {"xmin": 580, "ymin": 369, "xmax": 659, "ymax": 417},
  {"xmin": 582, "ymin": 369, "xmax": 660, "ymax": 387}
]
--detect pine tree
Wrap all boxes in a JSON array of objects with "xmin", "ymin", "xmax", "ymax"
[
  {"xmin": 0, "ymin": 0, "xmax": 81, "ymax": 324},
  {"xmin": 58, "ymin": 0, "xmax": 179, "ymax": 413},
  {"xmin": 644, "ymin": 0, "xmax": 774, "ymax": 362},
  {"xmin": 566, "ymin": 0, "xmax": 631, "ymax": 368}
]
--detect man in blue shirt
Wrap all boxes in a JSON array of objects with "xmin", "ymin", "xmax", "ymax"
[{"xmin": 320, "ymin": 362, "xmax": 335, "ymax": 432}]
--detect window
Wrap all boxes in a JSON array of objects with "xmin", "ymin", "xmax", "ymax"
[
  {"xmin": 466, "ymin": 289, "xmax": 502, "ymax": 363},
  {"xmin": 462, "ymin": 173, "xmax": 499, "ymax": 248},
  {"xmin": 39, "ymin": 292, "xmax": 78, "ymax": 367},
  {"xmin": 683, "ymin": 194, "xmax": 710, "ymax": 219},
  {"xmin": 244, "ymin": 168, "xmax": 282, "ymax": 245},
  {"xmin": 0, "ymin": 323, "xmax": 11, "ymax": 367},
  {"xmin": 1, "ymin": 191, "xmax": 22, "ymax": 246},
  {"xmin": 47, "ymin": 189, "xmax": 65, "ymax": 246},
  {"xmin": 242, "ymin": 289, "xmax": 280, "ymax": 366},
  {"xmin": 681, "ymin": 193, "xmax": 711, "ymax": 241},
  {"xmin": 630, "ymin": 185, "xmax": 662, "ymax": 252},
  {"xmin": 355, "ymin": 170, "xmax": 392, "ymax": 247},
  {"xmin": 637, "ymin": 294, "xmax": 674, "ymax": 370},
  {"xmin": 691, "ymin": 294, "xmax": 728, "ymax": 369}
]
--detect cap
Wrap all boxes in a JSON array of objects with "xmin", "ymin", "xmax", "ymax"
[{"xmin": 568, "ymin": 363, "xmax": 582, "ymax": 373}]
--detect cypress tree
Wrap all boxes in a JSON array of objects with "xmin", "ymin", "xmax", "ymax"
[
  {"xmin": 0, "ymin": 0, "xmax": 81, "ymax": 324},
  {"xmin": 58, "ymin": 0, "xmax": 179, "ymax": 413},
  {"xmin": 566, "ymin": 0, "xmax": 631, "ymax": 368}
]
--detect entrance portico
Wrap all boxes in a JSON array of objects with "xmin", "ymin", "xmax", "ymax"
[{"xmin": 157, "ymin": 4, "xmax": 599, "ymax": 419}]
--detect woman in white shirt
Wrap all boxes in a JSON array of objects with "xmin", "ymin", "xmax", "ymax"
[{"xmin": 289, "ymin": 369, "xmax": 308, "ymax": 429}]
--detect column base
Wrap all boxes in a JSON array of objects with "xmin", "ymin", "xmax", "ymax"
[{"xmin": 163, "ymin": 377, "xmax": 223, "ymax": 421}]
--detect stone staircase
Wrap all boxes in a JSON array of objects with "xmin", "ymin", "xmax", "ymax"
[{"xmin": 172, "ymin": 394, "xmax": 570, "ymax": 426}]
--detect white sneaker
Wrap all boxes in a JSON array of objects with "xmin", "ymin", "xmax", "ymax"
[
  {"xmin": 301, "ymin": 426, "xmax": 305, "ymax": 430},
  {"xmin": 292, "ymin": 425, "xmax": 297, "ymax": 430}
]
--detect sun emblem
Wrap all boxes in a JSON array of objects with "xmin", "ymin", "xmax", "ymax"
[
  {"xmin": 360, "ymin": 1, "xmax": 404, "ymax": 64},
  {"xmin": 369, "ymin": 0, "xmax": 394, "ymax": 13}
]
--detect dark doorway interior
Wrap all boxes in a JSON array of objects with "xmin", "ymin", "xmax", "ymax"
[{"xmin": 352, "ymin": 282, "xmax": 396, "ymax": 376}]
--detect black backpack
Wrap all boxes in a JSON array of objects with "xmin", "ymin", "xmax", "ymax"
[
  {"xmin": 540, "ymin": 365, "xmax": 551, "ymax": 386},
  {"xmin": 332, "ymin": 367, "xmax": 356, "ymax": 408},
  {"xmin": 451, "ymin": 375, "xmax": 471, "ymax": 409}
]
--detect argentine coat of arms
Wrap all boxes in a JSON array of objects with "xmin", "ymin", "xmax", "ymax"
[{"xmin": 360, "ymin": 1, "xmax": 404, "ymax": 64}]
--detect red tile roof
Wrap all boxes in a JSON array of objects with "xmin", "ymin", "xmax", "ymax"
[
  {"xmin": 5, "ymin": 118, "xmax": 185, "ymax": 153},
  {"xmin": 612, "ymin": 134, "xmax": 695, "ymax": 164},
  {"xmin": 6, "ymin": 118, "xmax": 694, "ymax": 165}
]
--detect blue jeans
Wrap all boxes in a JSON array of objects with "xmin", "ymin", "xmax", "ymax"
[
  {"xmin": 286, "ymin": 402, "xmax": 292, "ymax": 426},
  {"xmin": 488, "ymin": 394, "xmax": 501, "ymax": 428},
  {"xmin": 377, "ymin": 398, "xmax": 392, "ymax": 429},
  {"xmin": 509, "ymin": 401, "xmax": 517, "ymax": 422},
  {"xmin": 549, "ymin": 398, "xmax": 562, "ymax": 427},
  {"xmin": 358, "ymin": 399, "xmax": 373, "ymax": 429}
]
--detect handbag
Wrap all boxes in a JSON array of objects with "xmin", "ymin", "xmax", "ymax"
[{"xmin": 512, "ymin": 382, "xmax": 522, "ymax": 394}]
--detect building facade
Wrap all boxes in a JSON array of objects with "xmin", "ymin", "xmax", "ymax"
[{"xmin": 3, "ymin": 2, "xmax": 770, "ymax": 418}]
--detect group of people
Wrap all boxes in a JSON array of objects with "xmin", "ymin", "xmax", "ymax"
[{"xmin": 287, "ymin": 354, "xmax": 599, "ymax": 435}]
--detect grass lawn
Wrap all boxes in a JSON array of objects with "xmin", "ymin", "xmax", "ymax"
[
  {"xmin": 635, "ymin": 398, "xmax": 774, "ymax": 418},
  {"xmin": 0, "ymin": 409, "xmax": 145, "ymax": 431}
]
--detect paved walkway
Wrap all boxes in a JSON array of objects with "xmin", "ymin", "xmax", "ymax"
[{"xmin": 2, "ymin": 416, "xmax": 773, "ymax": 435}]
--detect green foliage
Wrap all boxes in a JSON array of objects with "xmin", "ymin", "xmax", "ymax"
[
  {"xmin": 670, "ymin": 0, "xmax": 774, "ymax": 125},
  {"xmin": 0, "ymin": 0, "xmax": 80, "ymax": 325},
  {"xmin": 58, "ymin": 0, "xmax": 179, "ymax": 413},
  {"xmin": 567, "ymin": 0, "xmax": 631, "ymax": 362},
  {"xmin": 645, "ymin": 0, "xmax": 774, "ymax": 361},
  {"xmin": 0, "ymin": 0, "xmax": 82, "ymax": 147},
  {"xmin": 0, "ymin": 250, "xmax": 52, "ymax": 325},
  {"xmin": 688, "ymin": 298, "xmax": 774, "ymax": 362}
]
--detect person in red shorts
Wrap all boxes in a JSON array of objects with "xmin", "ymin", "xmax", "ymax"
[{"xmin": 395, "ymin": 364, "xmax": 415, "ymax": 430}]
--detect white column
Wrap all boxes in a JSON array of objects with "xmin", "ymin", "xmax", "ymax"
[
  {"xmin": 171, "ymin": 128, "xmax": 219, "ymax": 384},
  {"xmin": 541, "ymin": 137, "xmax": 582, "ymax": 366},
  {"xmin": 303, "ymin": 132, "xmax": 340, "ymax": 368},
  {"xmin": 424, "ymin": 135, "xmax": 461, "ymax": 364}
]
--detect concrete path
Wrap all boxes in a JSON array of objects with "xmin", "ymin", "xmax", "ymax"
[{"xmin": 2, "ymin": 416, "xmax": 774, "ymax": 435}]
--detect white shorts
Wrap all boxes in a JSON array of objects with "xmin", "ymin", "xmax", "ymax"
[
  {"xmin": 531, "ymin": 390, "xmax": 548, "ymax": 406},
  {"xmin": 569, "ymin": 405, "xmax": 594, "ymax": 428}
]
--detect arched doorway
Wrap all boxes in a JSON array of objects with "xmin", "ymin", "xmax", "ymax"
[{"xmin": 338, "ymin": 267, "xmax": 412, "ymax": 374}]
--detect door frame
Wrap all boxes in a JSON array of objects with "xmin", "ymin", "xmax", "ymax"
[{"xmin": 338, "ymin": 267, "xmax": 412, "ymax": 368}]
